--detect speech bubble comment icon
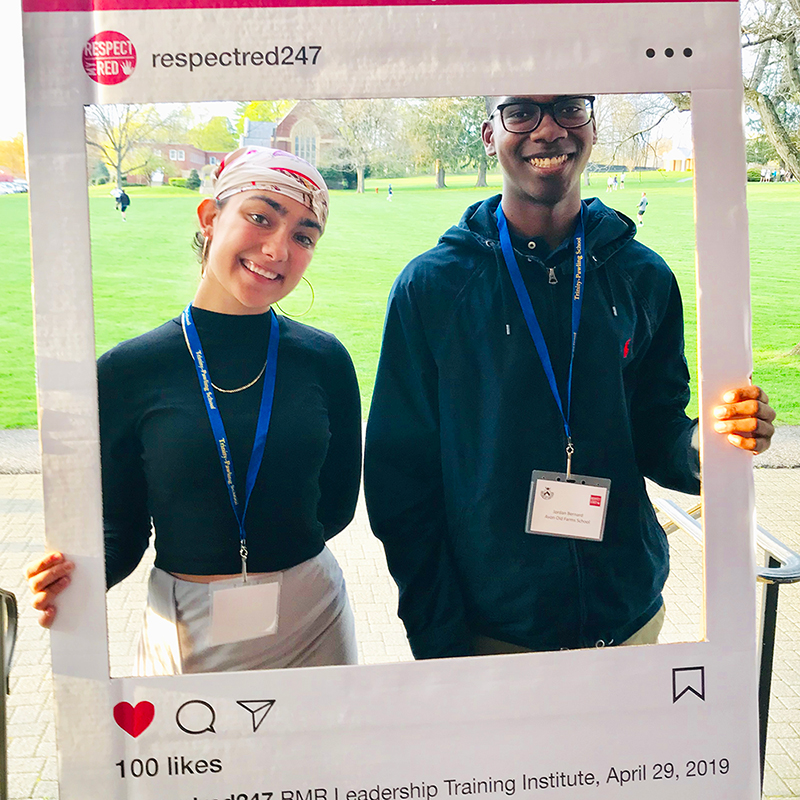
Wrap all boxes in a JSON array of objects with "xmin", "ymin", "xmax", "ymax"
[
  {"xmin": 176, "ymin": 699, "xmax": 217, "ymax": 734},
  {"xmin": 113, "ymin": 701, "xmax": 155, "ymax": 738}
]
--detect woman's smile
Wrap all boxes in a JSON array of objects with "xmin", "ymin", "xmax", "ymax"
[{"xmin": 240, "ymin": 257, "xmax": 283, "ymax": 282}]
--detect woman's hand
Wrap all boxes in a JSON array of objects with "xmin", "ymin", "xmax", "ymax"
[
  {"xmin": 24, "ymin": 552, "xmax": 75, "ymax": 628},
  {"xmin": 713, "ymin": 386, "xmax": 776, "ymax": 455}
]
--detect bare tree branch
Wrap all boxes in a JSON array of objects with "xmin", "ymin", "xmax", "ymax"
[
  {"xmin": 318, "ymin": 99, "xmax": 400, "ymax": 192},
  {"xmin": 665, "ymin": 93, "xmax": 691, "ymax": 111},
  {"xmin": 745, "ymin": 0, "xmax": 785, "ymax": 88},
  {"xmin": 742, "ymin": 29, "xmax": 795, "ymax": 47},
  {"xmin": 85, "ymin": 104, "xmax": 185, "ymax": 187}
]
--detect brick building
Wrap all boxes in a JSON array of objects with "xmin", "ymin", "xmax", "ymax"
[
  {"xmin": 152, "ymin": 144, "xmax": 228, "ymax": 175},
  {"xmin": 240, "ymin": 101, "xmax": 340, "ymax": 168},
  {"xmin": 123, "ymin": 144, "xmax": 228, "ymax": 186}
]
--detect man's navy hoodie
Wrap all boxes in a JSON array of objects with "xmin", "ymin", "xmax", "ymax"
[{"xmin": 365, "ymin": 195, "xmax": 700, "ymax": 659}]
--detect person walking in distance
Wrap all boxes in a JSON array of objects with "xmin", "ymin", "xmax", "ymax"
[
  {"xmin": 118, "ymin": 189, "xmax": 131, "ymax": 222},
  {"xmin": 637, "ymin": 191, "xmax": 648, "ymax": 226}
]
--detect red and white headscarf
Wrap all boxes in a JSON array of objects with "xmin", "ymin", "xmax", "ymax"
[{"xmin": 213, "ymin": 146, "xmax": 330, "ymax": 232}]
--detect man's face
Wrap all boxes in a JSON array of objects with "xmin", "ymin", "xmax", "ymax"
[{"xmin": 482, "ymin": 95, "xmax": 597, "ymax": 208}]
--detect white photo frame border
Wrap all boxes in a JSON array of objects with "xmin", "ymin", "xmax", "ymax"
[{"xmin": 22, "ymin": 3, "xmax": 758, "ymax": 798}]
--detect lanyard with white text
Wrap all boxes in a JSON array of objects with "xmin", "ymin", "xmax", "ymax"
[
  {"xmin": 496, "ymin": 201, "xmax": 586, "ymax": 477},
  {"xmin": 181, "ymin": 304, "xmax": 279, "ymax": 583}
]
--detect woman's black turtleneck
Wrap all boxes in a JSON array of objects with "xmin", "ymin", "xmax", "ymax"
[{"xmin": 98, "ymin": 307, "xmax": 361, "ymax": 588}]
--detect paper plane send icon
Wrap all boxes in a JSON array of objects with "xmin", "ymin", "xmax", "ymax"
[{"xmin": 236, "ymin": 700, "xmax": 276, "ymax": 732}]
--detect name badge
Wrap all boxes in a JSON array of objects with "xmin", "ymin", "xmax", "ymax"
[
  {"xmin": 208, "ymin": 575, "xmax": 281, "ymax": 646},
  {"xmin": 526, "ymin": 470, "xmax": 611, "ymax": 541}
]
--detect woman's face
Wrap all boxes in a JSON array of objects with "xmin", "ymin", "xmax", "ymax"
[{"xmin": 196, "ymin": 189, "xmax": 322, "ymax": 315}]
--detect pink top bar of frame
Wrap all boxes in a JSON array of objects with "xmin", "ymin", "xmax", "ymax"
[{"xmin": 22, "ymin": 0, "xmax": 735, "ymax": 11}]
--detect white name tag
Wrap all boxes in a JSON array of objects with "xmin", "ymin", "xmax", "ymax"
[
  {"xmin": 209, "ymin": 576, "xmax": 281, "ymax": 646},
  {"xmin": 526, "ymin": 470, "xmax": 611, "ymax": 541}
]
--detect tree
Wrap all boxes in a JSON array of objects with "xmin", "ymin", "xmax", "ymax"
[
  {"xmin": 412, "ymin": 98, "xmax": 467, "ymax": 188},
  {"xmin": 746, "ymin": 132, "xmax": 780, "ymax": 162},
  {"xmin": 741, "ymin": 0, "xmax": 800, "ymax": 178},
  {"xmin": 0, "ymin": 134, "xmax": 26, "ymax": 178},
  {"xmin": 743, "ymin": 0, "xmax": 800, "ymax": 356},
  {"xmin": 90, "ymin": 159, "xmax": 110, "ymax": 184},
  {"xmin": 86, "ymin": 104, "xmax": 179, "ymax": 189},
  {"xmin": 591, "ymin": 94, "xmax": 682, "ymax": 171},
  {"xmin": 234, "ymin": 100, "xmax": 295, "ymax": 137},
  {"xmin": 186, "ymin": 169, "xmax": 201, "ymax": 191},
  {"xmin": 318, "ymin": 99, "xmax": 401, "ymax": 192},
  {"xmin": 411, "ymin": 98, "xmax": 497, "ymax": 188},
  {"xmin": 188, "ymin": 116, "xmax": 238, "ymax": 152},
  {"xmin": 154, "ymin": 104, "xmax": 195, "ymax": 144},
  {"xmin": 459, "ymin": 97, "xmax": 496, "ymax": 187}
]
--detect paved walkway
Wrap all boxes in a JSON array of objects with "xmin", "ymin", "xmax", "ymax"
[{"xmin": 1, "ymin": 464, "xmax": 798, "ymax": 799}]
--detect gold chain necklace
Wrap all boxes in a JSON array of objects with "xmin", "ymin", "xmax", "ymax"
[{"xmin": 182, "ymin": 325, "xmax": 268, "ymax": 394}]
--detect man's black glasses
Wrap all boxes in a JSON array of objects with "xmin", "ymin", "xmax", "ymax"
[{"xmin": 492, "ymin": 97, "xmax": 595, "ymax": 134}]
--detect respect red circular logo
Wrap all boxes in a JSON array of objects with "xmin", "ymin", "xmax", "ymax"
[{"xmin": 82, "ymin": 31, "xmax": 137, "ymax": 86}]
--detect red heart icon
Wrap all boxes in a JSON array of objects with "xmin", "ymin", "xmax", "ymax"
[{"xmin": 113, "ymin": 701, "xmax": 155, "ymax": 738}]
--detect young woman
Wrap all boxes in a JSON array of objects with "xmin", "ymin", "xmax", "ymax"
[{"xmin": 26, "ymin": 147, "xmax": 362, "ymax": 674}]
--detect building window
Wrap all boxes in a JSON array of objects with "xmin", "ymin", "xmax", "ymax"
[
  {"xmin": 169, "ymin": 149, "xmax": 178, "ymax": 160},
  {"xmin": 178, "ymin": 150, "xmax": 185, "ymax": 161},
  {"xmin": 292, "ymin": 120, "xmax": 319, "ymax": 166},
  {"xmin": 209, "ymin": 156, "xmax": 218, "ymax": 165}
]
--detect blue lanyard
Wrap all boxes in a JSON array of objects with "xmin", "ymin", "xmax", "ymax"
[
  {"xmin": 495, "ymin": 202, "xmax": 586, "ymax": 475},
  {"xmin": 181, "ymin": 304, "xmax": 279, "ymax": 582}
]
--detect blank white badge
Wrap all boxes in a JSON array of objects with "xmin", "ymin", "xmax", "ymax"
[
  {"xmin": 209, "ymin": 577, "xmax": 281, "ymax": 646},
  {"xmin": 526, "ymin": 470, "xmax": 611, "ymax": 541}
]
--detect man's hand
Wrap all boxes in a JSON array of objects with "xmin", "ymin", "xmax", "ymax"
[
  {"xmin": 24, "ymin": 552, "xmax": 74, "ymax": 628},
  {"xmin": 713, "ymin": 386, "xmax": 776, "ymax": 455}
]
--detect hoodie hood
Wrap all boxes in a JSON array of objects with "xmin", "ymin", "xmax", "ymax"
[{"xmin": 439, "ymin": 194, "xmax": 638, "ymax": 271}]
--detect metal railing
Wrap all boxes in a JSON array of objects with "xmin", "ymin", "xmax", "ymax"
[
  {"xmin": 652, "ymin": 498, "xmax": 800, "ymax": 791},
  {"xmin": 0, "ymin": 589, "xmax": 18, "ymax": 800}
]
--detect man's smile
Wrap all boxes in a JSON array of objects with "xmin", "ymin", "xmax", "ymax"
[{"xmin": 524, "ymin": 153, "xmax": 572, "ymax": 170}]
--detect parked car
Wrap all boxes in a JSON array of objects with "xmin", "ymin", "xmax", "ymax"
[
  {"xmin": 0, "ymin": 183, "xmax": 16, "ymax": 195},
  {"xmin": 11, "ymin": 180, "xmax": 28, "ymax": 193}
]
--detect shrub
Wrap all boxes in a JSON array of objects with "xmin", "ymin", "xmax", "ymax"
[
  {"xmin": 170, "ymin": 178, "xmax": 188, "ymax": 188},
  {"xmin": 746, "ymin": 168, "xmax": 762, "ymax": 182},
  {"xmin": 317, "ymin": 166, "xmax": 360, "ymax": 190},
  {"xmin": 186, "ymin": 169, "xmax": 201, "ymax": 191}
]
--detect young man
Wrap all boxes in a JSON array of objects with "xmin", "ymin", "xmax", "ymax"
[
  {"xmin": 364, "ymin": 95, "xmax": 775, "ymax": 660},
  {"xmin": 117, "ymin": 188, "xmax": 130, "ymax": 222},
  {"xmin": 637, "ymin": 191, "xmax": 648, "ymax": 226}
]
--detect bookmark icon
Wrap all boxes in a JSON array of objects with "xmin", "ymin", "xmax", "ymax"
[{"xmin": 672, "ymin": 666, "xmax": 706, "ymax": 703}]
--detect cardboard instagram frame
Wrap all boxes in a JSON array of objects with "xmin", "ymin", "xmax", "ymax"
[{"xmin": 22, "ymin": 1, "xmax": 759, "ymax": 798}]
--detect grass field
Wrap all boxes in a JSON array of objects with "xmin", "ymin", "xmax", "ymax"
[{"xmin": 1, "ymin": 172, "xmax": 798, "ymax": 427}]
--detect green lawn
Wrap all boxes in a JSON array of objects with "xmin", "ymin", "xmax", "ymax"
[{"xmin": 1, "ymin": 173, "xmax": 798, "ymax": 427}]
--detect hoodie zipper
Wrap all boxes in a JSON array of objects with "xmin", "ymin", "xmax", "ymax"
[
  {"xmin": 498, "ymin": 237, "xmax": 589, "ymax": 647},
  {"xmin": 545, "ymin": 262, "xmax": 587, "ymax": 645}
]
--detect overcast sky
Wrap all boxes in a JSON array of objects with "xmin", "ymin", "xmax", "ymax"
[{"xmin": 1, "ymin": 0, "xmax": 26, "ymax": 139}]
